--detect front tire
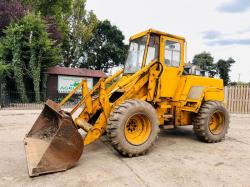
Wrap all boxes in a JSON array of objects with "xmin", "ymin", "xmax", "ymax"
[
  {"xmin": 193, "ymin": 101, "xmax": 229, "ymax": 143},
  {"xmin": 107, "ymin": 99, "xmax": 160, "ymax": 157}
]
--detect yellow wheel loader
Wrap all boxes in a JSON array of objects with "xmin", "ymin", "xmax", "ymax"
[{"xmin": 24, "ymin": 29, "xmax": 229, "ymax": 176}]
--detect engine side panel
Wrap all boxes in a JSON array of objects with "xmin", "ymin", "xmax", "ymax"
[{"xmin": 172, "ymin": 75, "xmax": 224, "ymax": 126}]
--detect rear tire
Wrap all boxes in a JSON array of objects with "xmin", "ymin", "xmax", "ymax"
[
  {"xmin": 193, "ymin": 101, "xmax": 229, "ymax": 143},
  {"xmin": 107, "ymin": 99, "xmax": 160, "ymax": 157}
]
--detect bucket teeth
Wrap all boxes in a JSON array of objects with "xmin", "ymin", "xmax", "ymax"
[{"xmin": 24, "ymin": 100, "xmax": 84, "ymax": 177}]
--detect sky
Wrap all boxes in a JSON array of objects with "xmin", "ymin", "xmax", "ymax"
[{"xmin": 86, "ymin": 0, "xmax": 250, "ymax": 82}]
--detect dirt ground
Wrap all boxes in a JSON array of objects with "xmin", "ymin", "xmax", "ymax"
[{"xmin": 0, "ymin": 110, "xmax": 249, "ymax": 187}]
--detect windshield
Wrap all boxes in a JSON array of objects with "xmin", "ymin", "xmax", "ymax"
[{"xmin": 124, "ymin": 36, "xmax": 147, "ymax": 73}]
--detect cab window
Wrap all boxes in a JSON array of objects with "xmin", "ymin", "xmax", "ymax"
[
  {"xmin": 145, "ymin": 35, "xmax": 159, "ymax": 65},
  {"xmin": 164, "ymin": 40, "xmax": 181, "ymax": 67},
  {"xmin": 124, "ymin": 36, "xmax": 147, "ymax": 73}
]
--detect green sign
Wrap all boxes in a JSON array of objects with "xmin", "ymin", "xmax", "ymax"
[{"xmin": 58, "ymin": 76, "xmax": 93, "ymax": 93}]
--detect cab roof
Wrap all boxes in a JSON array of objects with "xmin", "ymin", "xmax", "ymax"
[{"xmin": 130, "ymin": 28, "xmax": 185, "ymax": 42}]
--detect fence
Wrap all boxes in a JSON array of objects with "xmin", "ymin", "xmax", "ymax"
[
  {"xmin": 1, "ymin": 86, "xmax": 250, "ymax": 113},
  {"xmin": 0, "ymin": 91, "xmax": 82, "ymax": 110},
  {"xmin": 224, "ymin": 86, "xmax": 250, "ymax": 114}
]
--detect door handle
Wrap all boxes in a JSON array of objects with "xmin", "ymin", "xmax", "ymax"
[{"xmin": 178, "ymin": 70, "xmax": 182, "ymax": 76}]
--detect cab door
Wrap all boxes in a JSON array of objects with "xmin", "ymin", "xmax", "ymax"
[{"xmin": 160, "ymin": 36, "xmax": 185, "ymax": 98}]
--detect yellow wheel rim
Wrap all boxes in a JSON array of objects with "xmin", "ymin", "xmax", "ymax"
[
  {"xmin": 125, "ymin": 113, "xmax": 152, "ymax": 145},
  {"xmin": 209, "ymin": 111, "xmax": 225, "ymax": 135}
]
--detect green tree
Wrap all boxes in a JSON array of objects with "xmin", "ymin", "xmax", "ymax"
[
  {"xmin": 216, "ymin": 58, "xmax": 235, "ymax": 86},
  {"xmin": 1, "ymin": 13, "xmax": 61, "ymax": 102},
  {"xmin": 80, "ymin": 20, "xmax": 128, "ymax": 72},
  {"xmin": 0, "ymin": 63, "xmax": 10, "ymax": 78},
  {"xmin": 21, "ymin": 0, "xmax": 72, "ymax": 22},
  {"xmin": 2, "ymin": 24, "xmax": 28, "ymax": 102},
  {"xmin": 0, "ymin": 62, "xmax": 10, "ymax": 107},
  {"xmin": 192, "ymin": 52, "xmax": 214, "ymax": 72},
  {"xmin": 22, "ymin": 0, "xmax": 98, "ymax": 67},
  {"xmin": 21, "ymin": 0, "xmax": 72, "ymax": 42},
  {"xmin": 62, "ymin": 0, "xmax": 97, "ymax": 67}
]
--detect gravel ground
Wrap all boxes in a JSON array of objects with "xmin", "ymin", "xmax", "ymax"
[{"xmin": 0, "ymin": 110, "xmax": 249, "ymax": 187}]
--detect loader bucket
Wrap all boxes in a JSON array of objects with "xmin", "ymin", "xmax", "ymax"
[{"xmin": 24, "ymin": 100, "xmax": 83, "ymax": 177}]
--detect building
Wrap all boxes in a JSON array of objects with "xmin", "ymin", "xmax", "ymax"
[
  {"xmin": 46, "ymin": 67, "xmax": 106, "ymax": 99},
  {"xmin": 184, "ymin": 63, "xmax": 208, "ymax": 77}
]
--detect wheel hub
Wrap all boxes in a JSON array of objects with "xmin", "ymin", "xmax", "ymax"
[
  {"xmin": 126, "ymin": 119, "xmax": 138, "ymax": 132},
  {"xmin": 209, "ymin": 111, "xmax": 225, "ymax": 135},
  {"xmin": 125, "ymin": 113, "xmax": 152, "ymax": 145}
]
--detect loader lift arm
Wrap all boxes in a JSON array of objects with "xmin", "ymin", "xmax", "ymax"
[{"xmin": 59, "ymin": 61, "xmax": 162, "ymax": 146}]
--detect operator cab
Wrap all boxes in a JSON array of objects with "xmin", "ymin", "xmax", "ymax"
[
  {"xmin": 124, "ymin": 29, "xmax": 186, "ymax": 98},
  {"xmin": 124, "ymin": 29, "xmax": 185, "ymax": 74}
]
